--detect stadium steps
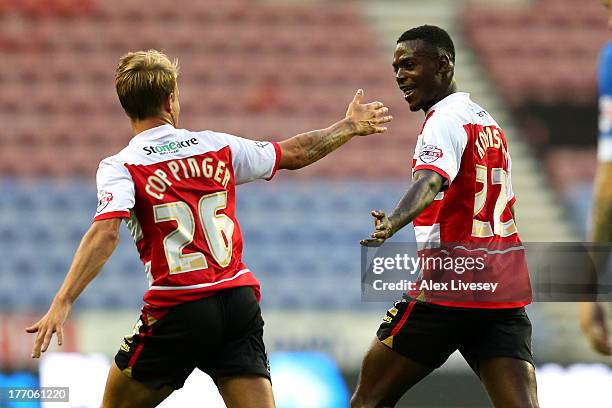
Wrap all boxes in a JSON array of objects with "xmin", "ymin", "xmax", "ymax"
[{"xmin": 361, "ymin": 0, "xmax": 578, "ymax": 242}]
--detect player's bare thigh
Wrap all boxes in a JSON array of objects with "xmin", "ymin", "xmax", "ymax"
[
  {"xmin": 217, "ymin": 375, "xmax": 275, "ymax": 408},
  {"xmin": 351, "ymin": 338, "xmax": 433, "ymax": 408},
  {"xmin": 101, "ymin": 362, "xmax": 173, "ymax": 408},
  {"xmin": 479, "ymin": 357, "xmax": 539, "ymax": 408}
]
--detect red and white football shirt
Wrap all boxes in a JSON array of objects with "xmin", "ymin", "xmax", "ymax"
[
  {"xmin": 94, "ymin": 124, "xmax": 281, "ymax": 318},
  {"xmin": 409, "ymin": 92, "xmax": 531, "ymax": 308}
]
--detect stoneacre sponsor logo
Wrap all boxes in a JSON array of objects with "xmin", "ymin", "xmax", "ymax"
[{"xmin": 144, "ymin": 138, "xmax": 199, "ymax": 155}]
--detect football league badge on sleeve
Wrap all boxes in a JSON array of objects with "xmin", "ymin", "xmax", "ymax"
[
  {"xmin": 419, "ymin": 145, "xmax": 443, "ymax": 163},
  {"xmin": 96, "ymin": 191, "xmax": 114, "ymax": 213}
]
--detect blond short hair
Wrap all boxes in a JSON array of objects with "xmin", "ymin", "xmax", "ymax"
[{"xmin": 115, "ymin": 50, "xmax": 179, "ymax": 120}]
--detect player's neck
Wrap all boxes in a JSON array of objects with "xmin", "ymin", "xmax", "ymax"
[
  {"xmin": 423, "ymin": 81, "xmax": 458, "ymax": 113},
  {"xmin": 131, "ymin": 117, "xmax": 175, "ymax": 136}
]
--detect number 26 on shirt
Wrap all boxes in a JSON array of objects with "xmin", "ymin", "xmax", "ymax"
[{"xmin": 153, "ymin": 191, "xmax": 234, "ymax": 274}]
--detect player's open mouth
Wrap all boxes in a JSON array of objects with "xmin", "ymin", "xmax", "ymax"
[{"xmin": 400, "ymin": 86, "xmax": 416, "ymax": 100}]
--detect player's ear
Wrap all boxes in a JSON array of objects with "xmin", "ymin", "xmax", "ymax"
[
  {"xmin": 163, "ymin": 92, "xmax": 174, "ymax": 114},
  {"xmin": 438, "ymin": 54, "xmax": 453, "ymax": 76}
]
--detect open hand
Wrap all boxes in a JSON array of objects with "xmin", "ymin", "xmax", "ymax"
[
  {"xmin": 345, "ymin": 89, "xmax": 393, "ymax": 136},
  {"xmin": 360, "ymin": 210, "xmax": 395, "ymax": 247},
  {"xmin": 26, "ymin": 298, "xmax": 72, "ymax": 358},
  {"xmin": 580, "ymin": 302, "xmax": 612, "ymax": 356}
]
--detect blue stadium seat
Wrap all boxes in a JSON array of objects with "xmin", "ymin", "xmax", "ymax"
[
  {"xmin": 0, "ymin": 225, "xmax": 19, "ymax": 246},
  {"xmin": 67, "ymin": 225, "xmax": 88, "ymax": 242},
  {"xmin": 0, "ymin": 293, "xmax": 13, "ymax": 310},
  {"xmin": 313, "ymin": 294, "xmax": 343, "ymax": 308},
  {"xmin": 18, "ymin": 290, "xmax": 54, "ymax": 311},
  {"xmin": 256, "ymin": 261, "xmax": 285, "ymax": 276},
  {"xmin": 277, "ymin": 229, "xmax": 304, "ymax": 244},
  {"xmin": 100, "ymin": 292, "xmax": 131, "ymax": 309},
  {"xmin": 0, "ymin": 180, "xmax": 410, "ymax": 310},
  {"xmin": 13, "ymin": 194, "xmax": 36, "ymax": 212},
  {"xmin": 242, "ymin": 229, "xmax": 266, "ymax": 243},
  {"xmin": 28, "ymin": 225, "xmax": 54, "ymax": 245}
]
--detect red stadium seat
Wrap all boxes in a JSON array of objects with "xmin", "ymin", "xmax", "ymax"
[
  {"xmin": 463, "ymin": 0, "xmax": 607, "ymax": 106},
  {"xmin": 0, "ymin": 0, "xmax": 414, "ymax": 179}
]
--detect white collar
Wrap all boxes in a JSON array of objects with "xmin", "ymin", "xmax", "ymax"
[
  {"xmin": 426, "ymin": 92, "xmax": 470, "ymax": 115},
  {"xmin": 129, "ymin": 124, "xmax": 175, "ymax": 144}
]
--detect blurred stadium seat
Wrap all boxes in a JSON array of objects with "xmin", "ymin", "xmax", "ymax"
[
  {"xmin": 0, "ymin": 0, "xmax": 419, "ymax": 179},
  {"xmin": 0, "ymin": 179, "xmax": 405, "ymax": 311},
  {"xmin": 1, "ymin": 2, "xmax": 610, "ymax": 406},
  {"xmin": 461, "ymin": 0, "xmax": 607, "ymax": 106}
]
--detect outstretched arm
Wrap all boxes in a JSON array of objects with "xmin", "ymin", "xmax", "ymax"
[
  {"xmin": 26, "ymin": 218, "xmax": 122, "ymax": 358},
  {"xmin": 361, "ymin": 170, "xmax": 444, "ymax": 246},
  {"xmin": 579, "ymin": 162, "xmax": 612, "ymax": 356},
  {"xmin": 278, "ymin": 89, "xmax": 392, "ymax": 170},
  {"xmin": 591, "ymin": 162, "xmax": 612, "ymax": 242}
]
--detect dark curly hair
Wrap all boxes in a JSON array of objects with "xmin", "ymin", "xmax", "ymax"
[{"xmin": 397, "ymin": 25, "xmax": 455, "ymax": 63}]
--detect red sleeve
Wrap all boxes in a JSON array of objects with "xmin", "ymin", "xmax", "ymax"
[
  {"xmin": 413, "ymin": 164, "xmax": 451, "ymax": 186},
  {"xmin": 93, "ymin": 210, "xmax": 130, "ymax": 222},
  {"xmin": 265, "ymin": 142, "xmax": 282, "ymax": 181}
]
